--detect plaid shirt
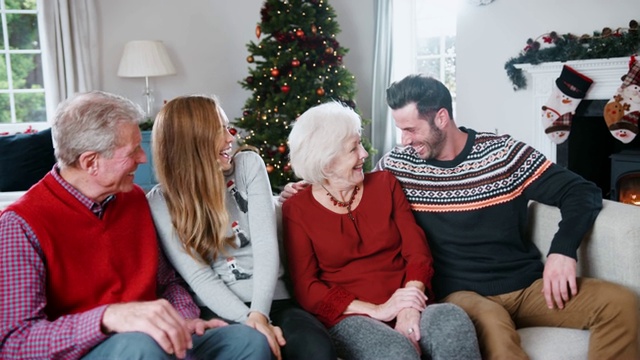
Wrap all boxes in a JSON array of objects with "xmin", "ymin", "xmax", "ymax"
[{"xmin": 0, "ymin": 168, "xmax": 199, "ymax": 359}]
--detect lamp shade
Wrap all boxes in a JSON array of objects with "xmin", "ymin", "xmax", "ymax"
[{"xmin": 117, "ymin": 40, "xmax": 176, "ymax": 78}]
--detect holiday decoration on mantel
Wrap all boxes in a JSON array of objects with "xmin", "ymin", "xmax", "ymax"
[
  {"xmin": 235, "ymin": 0, "xmax": 374, "ymax": 191},
  {"xmin": 505, "ymin": 20, "xmax": 640, "ymax": 91},
  {"xmin": 604, "ymin": 56, "xmax": 640, "ymax": 144},
  {"xmin": 541, "ymin": 65, "xmax": 593, "ymax": 144}
]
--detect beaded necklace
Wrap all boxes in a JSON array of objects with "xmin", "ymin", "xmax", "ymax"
[{"xmin": 321, "ymin": 184, "xmax": 360, "ymax": 221}]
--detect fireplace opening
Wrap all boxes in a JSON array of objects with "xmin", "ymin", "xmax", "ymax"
[
  {"xmin": 617, "ymin": 173, "xmax": 640, "ymax": 205},
  {"xmin": 556, "ymin": 100, "xmax": 640, "ymax": 199}
]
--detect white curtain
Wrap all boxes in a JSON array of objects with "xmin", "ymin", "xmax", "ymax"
[
  {"xmin": 371, "ymin": 0, "xmax": 396, "ymax": 164},
  {"xmin": 37, "ymin": 0, "xmax": 99, "ymax": 120}
]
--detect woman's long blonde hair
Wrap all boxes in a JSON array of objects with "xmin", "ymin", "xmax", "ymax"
[{"xmin": 152, "ymin": 95, "xmax": 235, "ymax": 263}]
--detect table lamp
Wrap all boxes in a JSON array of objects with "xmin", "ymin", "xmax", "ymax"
[{"xmin": 117, "ymin": 40, "xmax": 176, "ymax": 118}]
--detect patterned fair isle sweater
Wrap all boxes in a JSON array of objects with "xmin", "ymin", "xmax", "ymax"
[{"xmin": 377, "ymin": 128, "xmax": 602, "ymax": 300}]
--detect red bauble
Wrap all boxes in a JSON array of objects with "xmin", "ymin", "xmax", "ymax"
[
  {"xmin": 296, "ymin": 29, "xmax": 305, "ymax": 37},
  {"xmin": 266, "ymin": 164, "xmax": 275, "ymax": 173},
  {"xmin": 256, "ymin": 25, "xmax": 262, "ymax": 39},
  {"xmin": 291, "ymin": 59, "xmax": 300, "ymax": 67},
  {"xmin": 271, "ymin": 68, "xmax": 280, "ymax": 77},
  {"xmin": 278, "ymin": 145, "xmax": 286, "ymax": 154},
  {"xmin": 246, "ymin": 76, "xmax": 254, "ymax": 84},
  {"xmin": 281, "ymin": 85, "xmax": 290, "ymax": 93},
  {"xmin": 228, "ymin": 128, "xmax": 237, "ymax": 136},
  {"xmin": 316, "ymin": 87, "xmax": 325, "ymax": 96},
  {"xmin": 284, "ymin": 164, "xmax": 292, "ymax": 172},
  {"xmin": 325, "ymin": 47, "xmax": 334, "ymax": 54},
  {"xmin": 311, "ymin": 24, "xmax": 317, "ymax": 35}
]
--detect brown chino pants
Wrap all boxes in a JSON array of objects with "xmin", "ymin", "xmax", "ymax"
[{"xmin": 443, "ymin": 278, "xmax": 639, "ymax": 360}]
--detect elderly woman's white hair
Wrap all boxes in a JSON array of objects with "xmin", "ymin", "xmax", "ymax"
[{"xmin": 288, "ymin": 101, "xmax": 362, "ymax": 184}]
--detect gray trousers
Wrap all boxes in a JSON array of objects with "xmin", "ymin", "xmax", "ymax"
[{"xmin": 329, "ymin": 303, "xmax": 481, "ymax": 360}]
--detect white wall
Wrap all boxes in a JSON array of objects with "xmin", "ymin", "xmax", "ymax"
[
  {"xmin": 98, "ymin": 0, "xmax": 374, "ymax": 128},
  {"xmin": 98, "ymin": 0, "xmax": 639, "ymax": 150},
  {"xmin": 456, "ymin": 0, "xmax": 640, "ymax": 146}
]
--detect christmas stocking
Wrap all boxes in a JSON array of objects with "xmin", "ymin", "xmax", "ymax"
[
  {"xmin": 604, "ymin": 57, "xmax": 640, "ymax": 144},
  {"xmin": 541, "ymin": 65, "xmax": 593, "ymax": 144}
]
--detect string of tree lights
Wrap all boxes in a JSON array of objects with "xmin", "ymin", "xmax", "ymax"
[{"xmin": 235, "ymin": 0, "xmax": 374, "ymax": 191}]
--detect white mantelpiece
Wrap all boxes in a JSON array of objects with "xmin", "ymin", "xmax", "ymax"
[{"xmin": 514, "ymin": 57, "xmax": 630, "ymax": 162}]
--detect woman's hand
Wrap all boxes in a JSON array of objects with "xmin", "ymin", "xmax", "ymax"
[
  {"xmin": 372, "ymin": 287, "xmax": 427, "ymax": 322},
  {"xmin": 245, "ymin": 311, "xmax": 286, "ymax": 360},
  {"xmin": 185, "ymin": 317, "xmax": 228, "ymax": 336},
  {"xmin": 395, "ymin": 307, "xmax": 422, "ymax": 355}
]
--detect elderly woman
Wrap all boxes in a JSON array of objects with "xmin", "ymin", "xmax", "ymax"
[{"xmin": 282, "ymin": 101, "xmax": 481, "ymax": 360}]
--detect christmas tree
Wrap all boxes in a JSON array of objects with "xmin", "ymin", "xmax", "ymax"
[{"xmin": 235, "ymin": 0, "xmax": 374, "ymax": 191}]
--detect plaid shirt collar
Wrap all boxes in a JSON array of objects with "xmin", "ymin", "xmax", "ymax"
[{"xmin": 51, "ymin": 165, "xmax": 116, "ymax": 218}]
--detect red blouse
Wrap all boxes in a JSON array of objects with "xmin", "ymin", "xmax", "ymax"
[{"xmin": 282, "ymin": 171, "xmax": 434, "ymax": 327}]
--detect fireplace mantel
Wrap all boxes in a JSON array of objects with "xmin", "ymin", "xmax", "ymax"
[{"xmin": 514, "ymin": 57, "xmax": 630, "ymax": 162}]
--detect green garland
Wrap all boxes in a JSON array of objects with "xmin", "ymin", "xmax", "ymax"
[{"xmin": 505, "ymin": 20, "xmax": 640, "ymax": 91}]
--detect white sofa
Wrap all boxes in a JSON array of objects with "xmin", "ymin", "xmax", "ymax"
[
  {"xmin": 3, "ymin": 192, "xmax": 638, "ymax": 358},
  {"xmin": 520, "ymin": 199, "xmax": 640, "ymax": 359},
  {"xmin": 0, "ymin": 191, "xmax": 25, "ymax": 211}
]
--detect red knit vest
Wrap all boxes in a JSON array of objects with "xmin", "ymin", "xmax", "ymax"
[{"xmin": 7, "ymin": 173, "xmax": 158, "ymax": 320}]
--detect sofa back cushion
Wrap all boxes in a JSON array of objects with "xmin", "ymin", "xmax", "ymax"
[{"xmin": 0, "ymin": 128, "xmax": 56, "ymax": 191}]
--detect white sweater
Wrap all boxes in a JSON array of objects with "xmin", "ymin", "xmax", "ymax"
[{"xmin": 147, "ymin": 151, "xmax": 289, "ymax": 322}]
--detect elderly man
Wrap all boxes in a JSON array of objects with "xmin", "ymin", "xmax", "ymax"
[{"xmin": 0, "ymin": 91, "xmax": 270, "ymax": 359}]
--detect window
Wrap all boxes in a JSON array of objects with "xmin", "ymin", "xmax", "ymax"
[
  {"xmin": 391, "ymin": 0, "xmax": 457, "ymax": 144},
  {"xmin": 0, "ymin": 0, "xmax": 47, "ymax": 133}
]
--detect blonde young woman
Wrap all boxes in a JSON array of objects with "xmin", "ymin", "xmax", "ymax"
[{"xmin": 146, "ymin": 95, "xmax": 336, "ymax": 360}]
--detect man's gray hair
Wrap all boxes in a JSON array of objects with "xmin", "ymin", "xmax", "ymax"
[{"xmin": 51, "ymin": 91, "xmax": 144, "ymax": 167}]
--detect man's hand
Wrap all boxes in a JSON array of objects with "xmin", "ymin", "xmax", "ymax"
[
  {"xmin": 102, "ymin": 299, "xmax": 192, "ymax": 359},
  {"xmin": 246, "ymin": 312, "xmax": 286, "ymax": 360},
  {"xmin": 186, "ymin": 318, "xmax": 228, "ymax": 336},
  {"xmin": 542, "ymin": 253, "xmax": 578, "ymax": 309},
  {"xmin": 278, "ymin": 181, "xmax": 309, "ymax": 204}
]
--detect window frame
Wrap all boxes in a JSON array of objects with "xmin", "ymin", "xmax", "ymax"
[
  {"xmin": 391, "ymin": 0, "xmax": 457, "ymax": 145},
  {"xmin": 0, "ymin": 0, "xmax": 48, "ymax": 134}
]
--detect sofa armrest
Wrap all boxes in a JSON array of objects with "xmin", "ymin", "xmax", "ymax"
[
  {"xmin": 0, "ymin": 191, "xmax": 26, "ymax": 211},
  {"xmin": 527, "ymin": 199, "xmax": 640, "ymax": 297}
]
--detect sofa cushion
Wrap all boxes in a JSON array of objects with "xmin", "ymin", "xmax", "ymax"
[
  {"xmin": 0, "ymin": 128, "xmax": 56, "ymax": 191},
  {"xmin": 518, "ymin": 327, "xmax": 589, "ymax": 360}
]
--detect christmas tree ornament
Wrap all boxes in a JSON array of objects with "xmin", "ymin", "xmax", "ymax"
[
  {"xmin": 246, "ymin": 55, "xmax": 254, "ymax": 63},
  {"xmin": 311, "ymin": 24, "xmax": 318, "ymax": 35},
  {"xmin": 228, "ymin": 127, "xmax": 238, "ymax": 136},
  {"xmin": 281, "ymin": 84, "xmax": 290, "ymax": 93},
  {"xmin": 256, "ymin": 25, "xmax": 262, "ymax": 39},
  {"xmin": 316, "ymin": 87, "xmax": 325, "ymax": 96},
  {"xmin": 605, "ymin": 57, "xmax": 640, "ymax": 143},
  {"xmin": 246, "ymin": 76, "xmax": 254, "ymax": 84},
  {"xmin": 291, "ymin": 59, "xmax": 300, "ymax": 67},
  {"xmin": 296, "ymin": 29, "xmax": 305, "ymax": 37},
  {"xmin": 325, "ymin": 47, "xmax": 334, "ymax": 54},
  {"xmin": 261, "ymin": 114, "xmax": 268, "ymax": 120},
  {"xmin": 284, "ymin": 164, "xmax": 292, "ymax": 172},
  {"xmin": 278, "ymin": 145, "xmax": 287, "ymax": 153},
  {"xmin": 540, "ymin": 65, "xmax": 593, "ymax": 144},
  {"xmin": 266, "ymin": 164, "xmax": 274, "ymax": 173},
  {"xmin": 270, "ymin": 68, "xmax": 280, "ymax": 77}
]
